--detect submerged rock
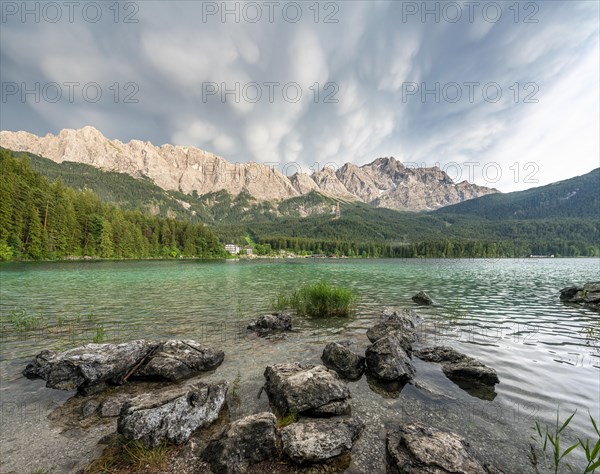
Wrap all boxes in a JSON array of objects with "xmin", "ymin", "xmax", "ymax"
[
  {"xmin": 386, "ymin": 422, "xmax": 502, "ymax": 473},
  {"xmin": 247, "ymin": 311, "xmax": 292, "ymax": 334},
  {"xmin": 23, "ymin": 339, "xmax": 224, "ymax": 392},
  {"xmin": 263, "ymin": 363, "xmax": 351, "ymax": 416},
  {"xmin": 365, "ymin": 332, "xmax": 415, "ymax": 382},
  {"xmin": 280, "ymin": 416, "xmax": 364, "ymax": 463},
  {"xmin": 321, "ymin": 341, "xmax": 365, "ymax": 380},
  {"xmin": 117, "ymin": 379, "xmax": 227, "ymax": 447},
  {"xmin": 366, "ymin": 374, "xmax": 408, "ymax": 399},
  {"xmin": 560, "ymin": 282, "xmax": 600, "ymax": 311},
  {"xmin": 412, "ymin": 291, "xmax": 434, "ymax": 306},
  {"xmin": 415, "ymin": 346, "xmax": 499, "ymax": 386},
  {"xmin": 203, "ymin": 412, "xmax": 278, "ymax": 474}
]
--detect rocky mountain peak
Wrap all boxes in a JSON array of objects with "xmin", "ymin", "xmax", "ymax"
[{"xmin": 0, "ymin": 127, "xmax": 499, "ymax": 211}]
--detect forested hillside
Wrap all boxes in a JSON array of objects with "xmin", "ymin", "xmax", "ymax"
[
  {"xmin": 1, "ymin": 149, "xmax": 598, "ymax": 260},
  {"xmin": 0, "ymin": 150, "xmax": 226, "ymax": 260},
  {"xmin": 435, "ymin": 168, "xmax": 600, "ymax": 219}
]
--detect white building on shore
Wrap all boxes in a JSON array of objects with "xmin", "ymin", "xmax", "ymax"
[{"xmin": 225, "ymin": 243, "xmax": 240, "ymax": 255}]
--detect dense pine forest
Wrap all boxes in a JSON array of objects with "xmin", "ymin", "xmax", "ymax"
[{"xmin": 0, "ymin": 149, "xmax": 226, "ymax": 260}]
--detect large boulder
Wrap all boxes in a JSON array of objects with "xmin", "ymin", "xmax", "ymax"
[
  {"xmin": 560, "ymin": 282, "xmax": 600, "ymax": 311},
  {"xmin": 412, "ymin": 291, "xmax": 434, "ymax": 306},
  {"xmin": 117, "ymin": 379, "xmax": 227, "ymax": 447},
  {"xmin": 321, "ymin": 342, "xmax": 365, "ymax": 380},
  {"xmin": 281, "ymin": 416, "xmax": 364, "ymax": 463},
  {"xmin": 133, "ymin": 340, "xmax": 224, "ymax": 382},
  {"xmin": 263, "ymin": 363, "xmax": 351, "ymax": 416},
  {"xmin": 247, "ymin": 311, "xmax": 292, "ymax": 334},
  {"xmin": 23, "ymin": 340, "xmax": 224, "ymax": 392},
  {"xmin": 23, "ymin": 340, "xmax": 156, "ymax": 392},
  {"xmin": 203, "ymin": 412, "xmax": 278, "ymax": 473},
  {"xmin": 415, "ymin": 346, "xmax": 499, "ymax": 386},
  {"xmin": 386, "ymin": 422, "xmax": 501, "ymax": 473},
  {"xmin": 365, "ymin": 332, "xmax": 415, "ymax": 382}
]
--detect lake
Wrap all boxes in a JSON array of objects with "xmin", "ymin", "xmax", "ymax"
[{"xmin": 1, "ymin": 258, "xmax": 599, "ymax": 473}]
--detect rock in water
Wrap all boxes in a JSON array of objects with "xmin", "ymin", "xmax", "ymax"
[
  {"xmin": 412, "ymin": 291, "xmax": 434, "ymax": 305},
  {"xmin": 281, "ymin": 417, "xmax": 364, "ymax": 463},
  {"xmin": 380, "ymin": 308, "xmax": 421, "ymax": 326},
  {"xmin": 559, "ymin": 281, "xmax": 600, "ymax": 311},
  {"xmin": 247, "ymin": 311, "xmax": 292, "ymax": 334},
  {"xmin": 118, "ymin": 379, "xmax": 227, "ymax": 447},
  {"xmin": 365, "ymin": 333, "xmax": 415, "ymax": 382},
  {"xmin": 321, "ymin": 342, "xmax": 365, "ymax": 380},
  {"xmin": 23, "ymin": 340, "xmax": 156, "ymax": 391},
  {"xmin": 203, "ymin": 412, "xmax": 278, "ymax": 474},
  {"xmin": 367, "ymin": 324, "xmax": 416, "ymax": 351},
  {"xmin": 415, "ymin": 346, "xmax": 499, "ymax": 386},
  {"xmin": 263, "ymin": 363, "xmax": 351, "ymax": 416},
  {"xmin": 386, "ymin": 422, "xmax": 501, "ymax": 473},
  {"xmin": 133, "ymin": 340, "xmax": 224, "ymax": 382},
  {"xmin": 23, "ymin": 339, "xmax": 224, "ymax": 392}
]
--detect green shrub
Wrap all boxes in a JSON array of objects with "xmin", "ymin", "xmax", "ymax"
[{"xmin": 275, "ymin": 281, "xmax": 357, "ymax": 317}]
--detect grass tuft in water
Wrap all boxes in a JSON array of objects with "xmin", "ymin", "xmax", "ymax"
[
  {"xmin": 529, "ymin": 408, "xmax": 600, "ymax": 474},
  {"xmin": 92, "ymin": 324, "xmax": 106, "ymax": 344},
  {"xmin": 273, "ymin": 281, "xmax": 357, "ymax": 317}
]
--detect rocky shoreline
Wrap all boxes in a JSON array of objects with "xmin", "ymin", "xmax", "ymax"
[{"xmin": 19, "ymin": 291, "xmax": 508, "ymax": 473}]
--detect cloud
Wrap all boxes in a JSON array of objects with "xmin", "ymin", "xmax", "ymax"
[{"xmin": 1, "ymin": 0, "xmax": 598, "ymax": 191}]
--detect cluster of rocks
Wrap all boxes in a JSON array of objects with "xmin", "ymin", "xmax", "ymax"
[
  {"xmin": 22, "ymin": 339, "xmax": 365, "ymax": 471},
  {"xmin": 257, "ymin": 363, "xmax": 363, "ymax": 466},
  {"xmin": 560, "ymin": 281, "xmax": 600, "ymax": 312},
  {"xmin": 318, "ymin": 308, "xmax": 499, "ymax": 401},
  {"xmin": 22, "ymin": 300, "xmax": 504, "ymax": 473}
]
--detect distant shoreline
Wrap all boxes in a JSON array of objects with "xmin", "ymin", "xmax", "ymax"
[{"xmin": 1, "ymin": 255, "xmax": 597, "ymax": 264}]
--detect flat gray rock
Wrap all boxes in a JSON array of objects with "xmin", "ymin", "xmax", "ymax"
[
  {"xmin": 281, "ymin": 416, "xmax": 364, "ymax": 463},
  {"xmin": 23, "ymin": 340, "xmax": 155, "ymax": 391},
  {"xmin": 23, "ymin": 339, "xmax": 224, "ymax": 392},
  {"xmin": 117, "ymin": 379, "xmax": 228, "ymax": 447},
  {"xmin": 133, "ymin": 340, "xmax": 224, "ymax": 382},
  {"xmin": 386, "ymin": 422, "xmax": 502, "ymax": 473},
  {"xmin": 263, "ymin": 363, "xmax": 351, "ymax": 416}
]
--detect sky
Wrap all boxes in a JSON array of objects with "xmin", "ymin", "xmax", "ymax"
[{"xmin": 1, "ymin": 0, "xmax": 598, "ymax": 192}]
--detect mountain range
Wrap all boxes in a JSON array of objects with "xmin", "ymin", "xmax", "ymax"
[{"xmin": 0, "ymin": 127, "xmax": 497, "ymax": 212}]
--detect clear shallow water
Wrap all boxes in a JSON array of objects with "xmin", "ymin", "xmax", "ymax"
[{"xmin": 1, "ymin": 258, "xmax": 599, "ymax": 473}]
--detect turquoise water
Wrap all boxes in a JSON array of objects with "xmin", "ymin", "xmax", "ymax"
[{"xmin": 1, "ymin": 258, "xmax": 599, "ymax": 472}]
